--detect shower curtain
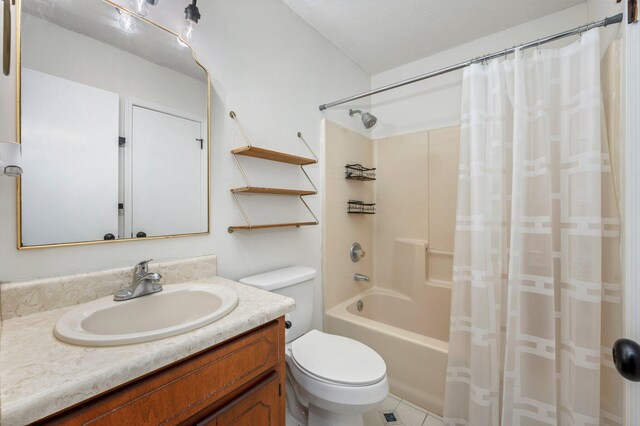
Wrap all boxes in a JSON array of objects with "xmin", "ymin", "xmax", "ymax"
[{"xmin": 444, "ymin": 29, "xmax": 623, "ymax": 426}]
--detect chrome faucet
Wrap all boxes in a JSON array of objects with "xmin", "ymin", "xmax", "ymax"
[
  {"xmin": 354, "ymin": 273, "xmax": 370, "ymax": 282},
  {"xmin": 113, "ymin": 259, "xmax": 163, "ymax": 301}
]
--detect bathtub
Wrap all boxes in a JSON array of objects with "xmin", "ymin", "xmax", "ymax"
[{"xmin": 325, "ymin": 286, "xmax": 450, "ymax": 416}]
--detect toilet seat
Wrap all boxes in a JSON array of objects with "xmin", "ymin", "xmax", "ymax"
[{"xmin": 290, "ymin": 330, "xmax": 386, "ymax": 386}]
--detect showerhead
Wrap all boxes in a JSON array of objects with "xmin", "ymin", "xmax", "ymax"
[
  {"xmin": 349, "ymin": 109, "xmax": 377, "ymax": 129},
  {"xmin": 361, "ymin": 112, "xmax": 377, "ymax": 129}
]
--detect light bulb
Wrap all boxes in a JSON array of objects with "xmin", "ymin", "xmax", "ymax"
[
  {"xmin": 130, "ymin": 0, "xmax": 149, "ymax": 16},
  {"xmin": 118, "ymin": 9, "xmax": 136, "ymax": 32},
  {"xmin": 181, "ymin": 20, "xmax": 195, "ymax": 41}
]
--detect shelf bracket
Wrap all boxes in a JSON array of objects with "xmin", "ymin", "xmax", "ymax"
[
  {"xmin": 297, "ymin": 132, "xmax": 318, "ymax": 195},
  {"xmin": 229, "ymin": 111, "xmax": 253, "ymax": 188},
  {"xmin": 229, "ymin": 111, "xmax": 254, "ymax": 148},
  {"xmin": 299, "ymin": 194, "xmax": 319, "ymax": 225},
  {"xmin": 228, "ymin": 192, "xmax": 253, "ymax": 233}
]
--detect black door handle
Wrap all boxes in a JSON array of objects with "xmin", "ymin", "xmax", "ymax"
[
  {"xmin": 103, "ymin": 233, "xmax": 115, "ymax": 240},
  {"xmin": 136, "ymin": 231, "xmax": 147, "ymax": 238},
  {"xmin": 612, "ymin": 338, "xmax": 640, "ymax": 382}
]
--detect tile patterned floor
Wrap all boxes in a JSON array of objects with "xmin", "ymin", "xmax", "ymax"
[
  {"xmin": 285, "ymin": 394, "xmax": 443, "ymax": 426},
  {"xmin": 363, "ymin": 394, "xmax": 443, "ymax": 426}
]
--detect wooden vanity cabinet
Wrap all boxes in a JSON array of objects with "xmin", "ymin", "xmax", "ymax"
[
  {"xmin": 36, "ymin": 318, "xmax": 286, "ymax": 426},
  {"xmin": 194, "ymin": 372, "xmax": 282, "ymax": 425}
]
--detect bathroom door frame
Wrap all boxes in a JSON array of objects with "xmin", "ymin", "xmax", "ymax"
[
  {"xmin": 122, "ymin": 96, "xmax": 207, "ymax": 239},
  {"xmin": 623, "ymin": 1, "xmax": 640, "ymax": 422}
]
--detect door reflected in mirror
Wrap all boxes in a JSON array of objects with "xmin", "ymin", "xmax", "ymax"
[{"xmin": 17, "ymin": 0, "xmax": 210, "ymax": 248}]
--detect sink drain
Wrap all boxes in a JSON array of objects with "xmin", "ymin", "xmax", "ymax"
[{"xmin": 356, "ymin": 299, "xmax": 364, "ymax": 312}]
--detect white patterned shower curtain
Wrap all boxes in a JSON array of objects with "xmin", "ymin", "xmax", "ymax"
[{"xmin": 443, "ymin": 30, "xmax": 623, "ymax": 426}]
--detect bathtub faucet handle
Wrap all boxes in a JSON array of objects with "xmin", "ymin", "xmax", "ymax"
[{"xmin": 350, "ymin": 242, "xmax": 366, "ymax": 263}]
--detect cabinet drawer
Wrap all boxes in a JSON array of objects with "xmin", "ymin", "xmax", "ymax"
[
  {"xmin": 39, "ymin": 320, "xmax": 281, "ymax": 425},
  {"xmin": 195, "ymin": 372, "xmax": 282, "ymax": 426}
]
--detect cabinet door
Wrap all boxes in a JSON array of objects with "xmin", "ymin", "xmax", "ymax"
[{"xmin": 197, "ymin": 373, "xmax": 283, "ymax": 426}]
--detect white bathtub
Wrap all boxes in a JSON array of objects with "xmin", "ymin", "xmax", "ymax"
[{"xmin": 325, "ymin": 286, "xmax": 450, "ymax": 415}]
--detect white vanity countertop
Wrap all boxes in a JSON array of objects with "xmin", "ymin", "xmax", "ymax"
[{"xmin": 0, "ymin": 276, "xmax": 295, "ymax": 426}]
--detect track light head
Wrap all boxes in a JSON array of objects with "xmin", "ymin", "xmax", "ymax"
[{"xmin": 184, "ymin": 0, "xmax": 201, "ymax": 23}]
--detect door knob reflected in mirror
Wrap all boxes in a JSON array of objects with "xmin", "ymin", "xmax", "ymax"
[{"xmin": 612, "ymin": 338, "xmax": 640, "ymax": 382}]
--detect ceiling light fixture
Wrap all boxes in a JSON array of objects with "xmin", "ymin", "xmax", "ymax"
[
  {"xmin": 181, "ymin": 0, "xmax": 200, "ymax": 42},
  {"xmin": 130, "ymin": 0, "xmax": 156, "ymax": 17},
  {"xmin": 117, "ymin": 8, "xmax": 136, "ymax": 32}
]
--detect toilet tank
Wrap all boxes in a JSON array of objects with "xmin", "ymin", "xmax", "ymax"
[{"xmin": 239, "ymin": 266, "xmax": 316, "ymax": 342}]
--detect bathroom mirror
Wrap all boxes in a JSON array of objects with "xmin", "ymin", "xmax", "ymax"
[{"xmin": 15, "ymin": 0, "xmax": 210, "ymax": 248}]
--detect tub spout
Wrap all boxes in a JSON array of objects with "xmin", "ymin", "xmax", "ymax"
[{"xmin": 354, "ymin": 273, "xmax": 370, "ymax": 282}]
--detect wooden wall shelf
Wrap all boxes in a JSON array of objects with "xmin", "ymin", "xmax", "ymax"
[
  {"xmin": 232, "ymin": 146, "xmax": 317, "ymax": 166},
  {"xmin": 231, "ymin": 186, "xmax": 317, "ymax": 196},
  {"xmin": 228, "ymin": 111, "xmax": 319, "ymax": 233}
]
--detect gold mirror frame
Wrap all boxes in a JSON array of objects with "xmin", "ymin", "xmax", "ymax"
[{"xmin": 15, "ymin": 0, "xmax": 211, "ymax": 249}]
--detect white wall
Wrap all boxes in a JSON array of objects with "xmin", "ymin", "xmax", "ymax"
[
  {"xmin": 588, "ymin": 0, "xmax": 625, "ymax": 21},
  {"xmin": 370, "ymin": 2, "xmax": 623, "ymax": 139},
  {"xmin": 0, "ymin": 0, "xmax": 371, "ymax": 332}
]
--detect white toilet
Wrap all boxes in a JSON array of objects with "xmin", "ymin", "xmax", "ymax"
[{"xmin": 240, "ymin": 266, "xmax": 389, "ymax": 426}]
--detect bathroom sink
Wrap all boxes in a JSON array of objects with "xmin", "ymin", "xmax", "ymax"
[{"xmin": 54, "ymin": 283, "xmax": 238, "ymax": 347}]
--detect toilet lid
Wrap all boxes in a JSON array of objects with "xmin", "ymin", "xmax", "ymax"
[{"xmin": 291, "ymin": 330, "xmax": 386, "ymax": 386}]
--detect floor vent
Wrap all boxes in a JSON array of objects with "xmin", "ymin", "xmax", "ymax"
[{"xmin": 383, "ymin": 412, "xmax": 398, "ymax": 422}]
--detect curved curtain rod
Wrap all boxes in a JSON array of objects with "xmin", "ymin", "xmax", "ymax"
[{"xmin": 318, "ymin": 13, "xmax": 623, "ymax": 111}]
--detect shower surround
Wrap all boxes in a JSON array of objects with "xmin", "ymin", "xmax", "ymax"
[
  {"xmin": 322, "ymin": 120, "xmax": 459, "ymax": 415},
  {"xmin": 322, "ymin": 34, "xmax": 622, "ymax": 420}
]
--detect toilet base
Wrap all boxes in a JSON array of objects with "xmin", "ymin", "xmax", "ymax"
[
  {"xmin": 286, "ymin": 411, "xmax": 304, "ymax": 426},
  {"xmin": 285, "ymin": 375, "xmax": 373, "ymax": 426},
  {"xmin": 308, "ymin": 404, "xmax": 364, "ymax": 426}
]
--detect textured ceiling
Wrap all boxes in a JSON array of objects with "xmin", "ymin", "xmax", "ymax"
[{"xmin": 281, "ymin": 0, "xmax": 585, "ymax": 74}]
